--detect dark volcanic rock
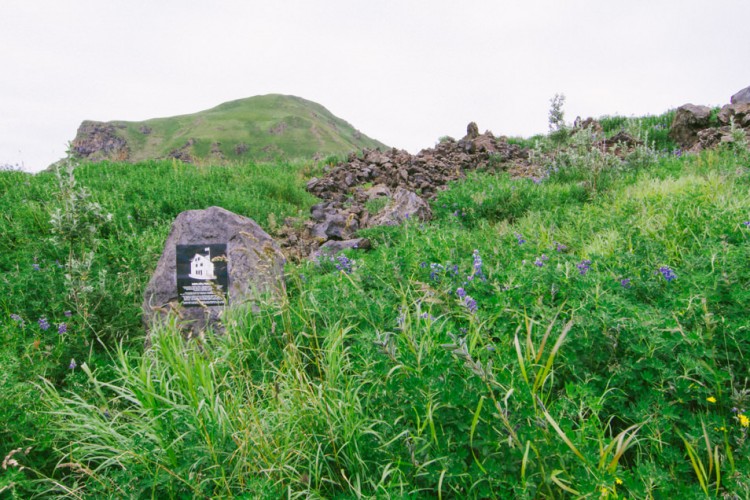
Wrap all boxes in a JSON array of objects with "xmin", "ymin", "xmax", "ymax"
[
  {"xmin": 669, "ymin": 104, "xmax": 713, "ymax": 149},
  {"xmin": 70, "ymin": 121, "xmax": 130, "ymax": 161},
  {"xmin": 142, "ymin": 206, "xmax": 285, "ymax": 340},
  {"xmin": 368, "ymin": 187, "xmax": 432, "ymax": 226},
  {"xmin": 280, "ymin": 123, "xmax": 530, "ymax": 260}
]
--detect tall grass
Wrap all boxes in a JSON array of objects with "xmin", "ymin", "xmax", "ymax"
[{"xmin": 3, "ymin": 121, "xmax": 750, "ymax": 497}]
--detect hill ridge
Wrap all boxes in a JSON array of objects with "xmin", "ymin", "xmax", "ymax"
[{"xmin": 66, "ymin": 94, "xmax": 387, "ymax": 166}]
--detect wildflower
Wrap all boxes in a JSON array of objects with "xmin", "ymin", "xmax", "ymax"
[
  {"xmin": 32, "ymin": 263, "xmax": 41, "ymax": 271},
  {"xmin": 456, "ymin": 287, "xmax": 467, "ymax": 299},
  {"xmin": 420, "ymin": 312, "xmax": 435, "ymax": 321},
  {"xmin": 429, "ymin": 263, "xmax": 445, "ymax": 280},
  {"xmin": 739, "ymin": 414, "xmax": 749, "ymax": 428},
  {"xmin": 707, "ymin": 396, "xmax": 717, "ymax": 403},
  {"xmin": 69, "ymin": 359, "xmax": 77, "ymax": 370},
  {"xmin": 472, "ymin": 250, "xmax": 485, "ymax": 279},
  {"xmin": 10, "ymin": 313, "xmax": 23, "ymax": 323},
  {"xmin": 38, "ymin": 317, "xmax": 50, "ymax": 331},
  {"xmin": 531, "ymin": 176, "xmax": 542, "ymax": 185},
  {"xmin": 555, "ymin": 242, "xmax": 567, "ymax": 252},
  {"xmin": 514, "ymin": 233, "xmax": 526, "ymax": 245},
  {"xmin": 620, "ymin": 278, "xmax": 631, "ymax": 288},
  {"xmin": 534, "ymin": 257, "xmax": 544, "ymax": 267},
  {"xmin": 615, "ymin": 478, "xmax": 623, "ymax": 485},
  {"xmin": 464, "ymin": 296, "xmax": 478, "ymax": 314},
  {"xmin": 577, "ymin": 259, "xmax": 592, "ymax": 275},
  {"xmin": 64, "ymin": 310, "xmax": 72, "ymax": 317},
  {"xmin": 658, "ymin": 265, "xmax": 677, "ymax": 282},
  {"xmin": 58, "ymin": 323, "xmax": 67, "ymax": 335},
  {"xmin": 743, "ymin": 221, "xmax": 750, "ymax": 227},
  {"xmin": 333, "ymin": 255, "xmax": 354, "ymax": 273},
  {"xmin": 420, "ymin": 262, "xmax": 428, "ymax": 268}
]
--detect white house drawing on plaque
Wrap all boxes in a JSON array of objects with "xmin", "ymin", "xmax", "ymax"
[{"xmin": 189, "ymin": 247, "xmax": 217, "ymax": 280}]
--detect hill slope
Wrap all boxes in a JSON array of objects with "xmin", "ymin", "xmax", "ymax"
[{"xmin": 67, "ymin": 94, "xmax": 387, "ymax": 164}]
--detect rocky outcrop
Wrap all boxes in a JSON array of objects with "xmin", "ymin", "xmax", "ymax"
[
  {"xmin": 167, "ymin": 139, "xmax": 196, "ymax": 163},
  {"xmin": 670, "ymin": 86, "xmax": 750, "ymax": 152},
  {"xmin": 70, "ymin": 121, "xmax": 130, "ymax": 161},
  {"xmin": 669, "ymin": 104, "xmax": 713, "ymax": 149}
]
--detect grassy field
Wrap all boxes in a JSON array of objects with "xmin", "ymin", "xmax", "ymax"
[
  {"xmin": 2, "ymin": 116, "xmax": 750, "ymax": 498},
  {"xmin": 72, "ymin": 94, "xmax": 387, "ymax": 164}
]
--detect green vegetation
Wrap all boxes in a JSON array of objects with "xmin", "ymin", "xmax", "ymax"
[
  {"xmin": 74, "ymin": 94, "xmax": 387, "ymax": 164},
  {"xmin": 2, "ymin": 111, "xmax": 750, "ymax": 498}
]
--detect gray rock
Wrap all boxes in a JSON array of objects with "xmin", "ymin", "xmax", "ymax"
[
  {"xmin": 718, "ymin": 103, "xmax": 750, "ymax": 128},
  {"xmin": 669, "ymin": 104, "xmax": 713, "ymax": 149},
  {"xmin": 731, "ymin": 86, "xmax": 750, "ymax": 105},
  {"xmin": 309, "ymin": 238, "xmax": 371, "ymax": 261},
  {"xmin": 368, "ymin": 187, "xmax": 432, "ymax": 227},
  {"xmin": 310, "ymin": 210, "xmax": 359, "ymax": 241},
  {"xmin": 142, "ymin": 206, "xmax": 285, "ymax": 340}
]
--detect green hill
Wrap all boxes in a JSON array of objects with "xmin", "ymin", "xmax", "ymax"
[{"xmin": 68, "ymin": 94, "xmax": 387, "ymax": 164}]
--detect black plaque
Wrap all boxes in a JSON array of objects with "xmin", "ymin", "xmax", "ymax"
[{"xmin": 176, "ymin": 244, "xmax": 229, "ymax": 307}]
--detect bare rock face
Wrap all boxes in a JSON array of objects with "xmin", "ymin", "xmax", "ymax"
[
  {"xmin": 731, "ymin": 85, "xmax": 750, "ymax": 105},
  {"xmin": 70, "ymin": 121, "xmax": 130, "ymax": 161},
  {"xmin": 142, "ymin": 206, "xmax": 285, "ymax": 339},
  {"xmin": 669, "ymin": 104, "xmax": 713, "ymax": 149}
]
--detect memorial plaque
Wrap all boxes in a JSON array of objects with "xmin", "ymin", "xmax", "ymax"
[{"xmin": 176, "ymin": 244, "xmax": 229, "ymax": 307}]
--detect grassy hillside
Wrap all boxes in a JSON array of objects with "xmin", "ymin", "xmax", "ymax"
[
  {"xmin": 2, "ymin": 115, "xmax": 750, "ymax": 497},
  {"xmin": 70, "ymin": 94, "xmax": 388, "ymax": 164}
]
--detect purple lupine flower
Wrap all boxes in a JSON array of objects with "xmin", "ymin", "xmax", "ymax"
[
  {"xmin": 515, "ymin": 233, "xmax": 526, "ymax": 245},
  {"xmin": 333, "ymin": 255, "xmax": 353, "ymax": 273},
  {"xmin": 429, "ymin": 263, "xmax": 444, "ymax": 280},
  {"xmin": 658, "ymin": 266, "xmax": 677, "ymax": 282},
  {"xmin": 58, "ymin": 323, "xmax": 67, "ymax": 334},
  {"xmin": 464, "ymin": 295, "xmax": 478, "ymax": 314},
  {"xmin": 620, "ymin": 278, "xmax": 631, "ymax": 288},
  {"xmin": 555, "ymin": 242, "xmax": 567, "ymax": 252},
  {"xmin": 420, "ymin": 262, "xmax": 428, "ymax": 268},
  {"xmin": 64, "ymin": 310, "xmax": 73, "ymax": 317},
  {"xmin": 534, "ymin": 257, "xmax": 544, "ymax": 267},
  {"xmin": 69, "ymin": 359, "xmax": 77, "ymax": 370},
  {"xmin": 743, "ymin": 221, "xmax": 750, "ymax": 227},
  {"xmin": 10, "ymin": 313, "xmax": 23, "ymax": 323},
  {"xmin": 531, "ymin": 177, "xmax": 542, "ymax": 185},
  {"xmin": 577, "ymin": 259, "xmax": 592, "ymax": 275},
  {"xmin": 456, "ymin": 287, "xmax": 467, "ymax": 299},
  {"xmin": 32, "ymin": 263, "xmax": 41, "ymax": 271},
  {"xmin": 472, "ymin": 250, "xmax": 485, "ymax": 279},
  {"xmin": 38, "ymin": 317, "xmax": 50, "ymax": 331}
]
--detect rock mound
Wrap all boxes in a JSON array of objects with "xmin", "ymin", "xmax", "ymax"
[{"xmin": 279, "ymin": 124, "xmax": 529, "ymax": 259}]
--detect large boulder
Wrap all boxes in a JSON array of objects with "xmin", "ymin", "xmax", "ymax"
[
  {"xmin": 669, "ymin": 104, "xmax": 713, "ymax": 149},
  {"xmin": 731, "ymin": 85, "xmax": 750, "ymax": 105},
  {"xmin": 368, "ymin": 187, "xmax": 432, "ymax": 227},
  {"xmin": 142, "ymin": 206, "xmax": 285, "ymax": 339}
]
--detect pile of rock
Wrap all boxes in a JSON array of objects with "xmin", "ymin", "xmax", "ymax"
[
  {"xmin": 670, "ymin": 85, "xmax": 750, "ymax": 152},
  {"xmin": 278, "ymin": 123, "xmax": 530, "ymax": 259}
]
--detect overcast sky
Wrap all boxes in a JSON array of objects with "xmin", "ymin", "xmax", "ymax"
[{"xmin": 2, "ymin": 0, "xmax": 748, "ymax": 172}]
